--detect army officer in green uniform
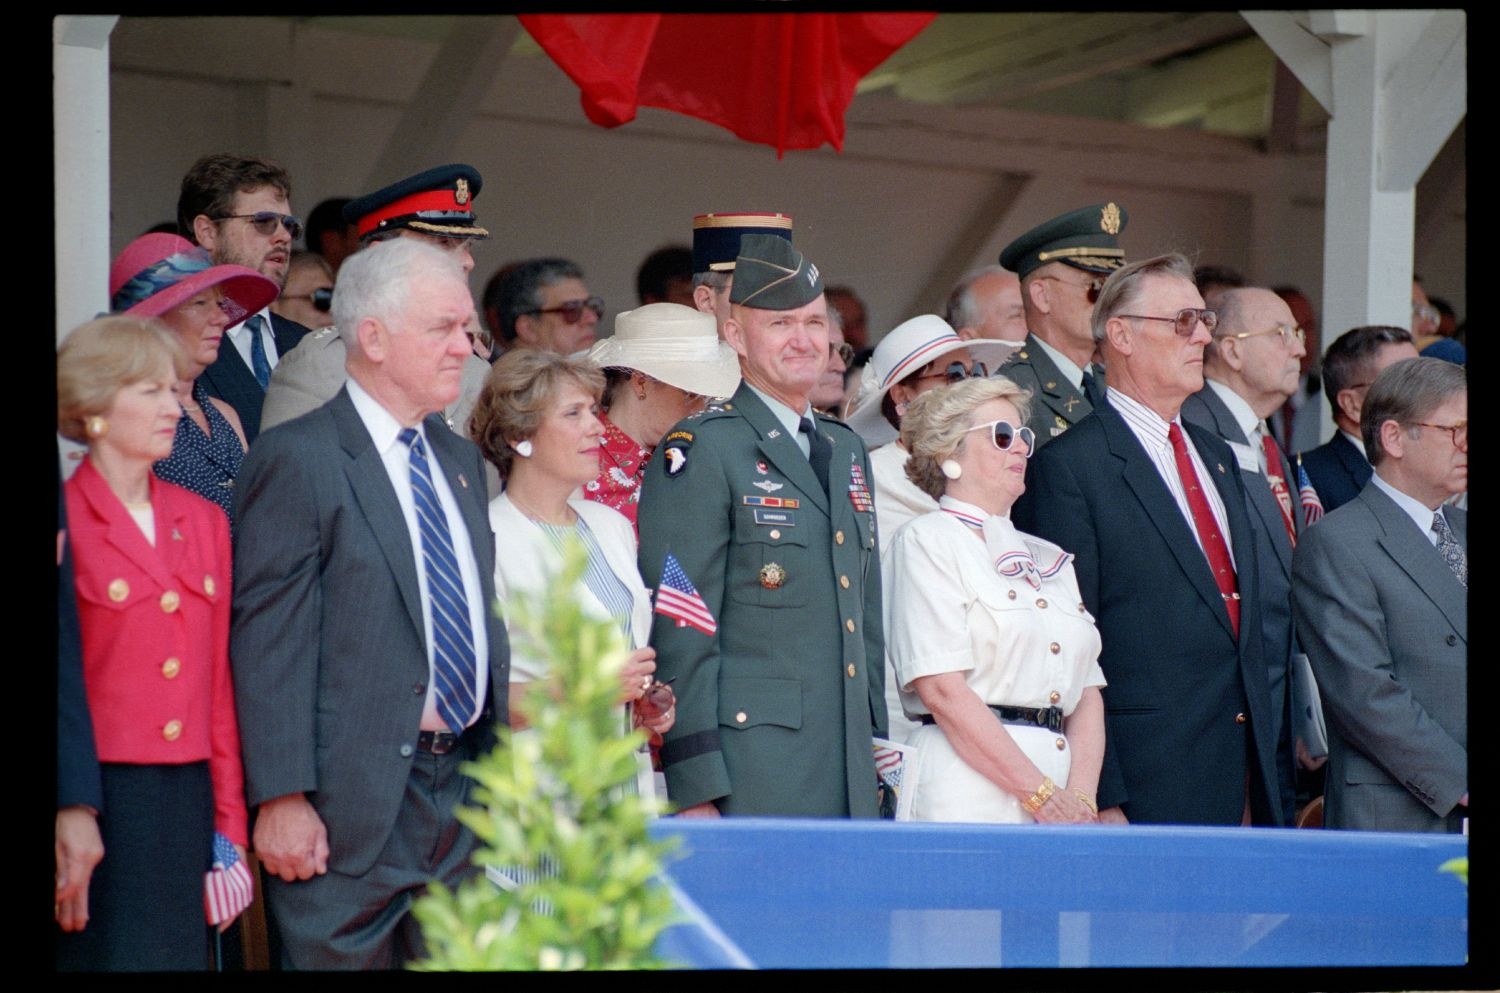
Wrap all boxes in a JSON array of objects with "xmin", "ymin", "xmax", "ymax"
[
  {"xmin": 637, "ymin": 234, "xmax": 885, "ymax": 818},
  {"xmin": 996, "ymin": 202, "xmax": 1129, "ymax": 448}
]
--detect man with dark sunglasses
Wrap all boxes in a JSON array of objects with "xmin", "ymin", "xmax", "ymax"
[
  {"xmin": 178, "ymin": 153, "xmax": 313, "ymax": 444},
  {"xmin": 496, "ymin": 257, "xmax": 603, "ymax": 355},
  {"xmin": 1014, "ymin": 252, "xmax": 1285, "ymax": 829},
  {"xmin": 996, "ymin": 203, "xmax": 1128, "ymax": 449},
  {"xmin": 260, "ymin": 165, "xmax": 495, "ymax": 445},
  {"xmin": 272, "ymin": 252, "xmax": 336, "ymax": 331}
]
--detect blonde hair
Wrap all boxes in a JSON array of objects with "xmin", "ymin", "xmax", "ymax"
[
  {"xmin": 57, "ymin": 315, "xmax": 189, "ymax": 443},
  {"xmin": 901, "ymin": 377, "xmax": 1031, "ymax": 499},
  {"xmin": 469, "ymin": 347, "xmax": 606, "ymax": 482}
]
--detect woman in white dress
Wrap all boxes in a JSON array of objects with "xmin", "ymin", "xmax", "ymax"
[
  {"xmin": 468, "ymin": 348, "xmax": 675, "ymax": 744},
  {"xmin": 884, "ymin": 376, "xmax": 1106, "ymax": 823}
]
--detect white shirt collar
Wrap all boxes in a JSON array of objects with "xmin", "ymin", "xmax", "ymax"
[
  {"xmin": 1205, "ymin": 378, "xmax": 1262, "ymax": 441},
  {"xmin": 346, "ymin": 376, "xmax": 418, "ymax": 455},
  {"xmin": 228, "ymin": 305, "xmax": 274, "ymax": 338},
  {"xmin": 1032, "ymin": 334, "xmax": 1085, "ymax": 391},
  {"xmin": 1105, "ymin": 387, "xmax": 1173, "ymax": 449},
  {"xmin": 747, "ymin": 383, "xmax": 812, "ymax": 435},
  {"xmin": 1371, "ymin": 471, "xmax": 1445, "ymax": 543}
]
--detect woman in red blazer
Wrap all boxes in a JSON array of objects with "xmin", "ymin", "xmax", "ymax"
[{"xmin": 56, "ymin": 315, "xmax": 249, "ymax": 972}]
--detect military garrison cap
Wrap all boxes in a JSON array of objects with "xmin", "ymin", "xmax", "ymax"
[
  {"xmin": 692, "ymin": 212, "xmax": 793, "ymax": 274},
  {"xmin": 730, "ymin": 234, "xmax": 824, "ymax": 310},
  {"xmin": 999, "ymin": 202, "xmax": 1128, "ymax": 279},
  {"xmin": 345, "ymin": 163, "xmax": 489, "ymax": 242}
]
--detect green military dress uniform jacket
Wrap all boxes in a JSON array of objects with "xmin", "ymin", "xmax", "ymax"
[
  {"xmin": 637, "ymin": 382, "xmax": 886, "ymax": 817},
  {"xmin": 997, "ymin": 333, "xmax": 1097, "ymax": 449}
]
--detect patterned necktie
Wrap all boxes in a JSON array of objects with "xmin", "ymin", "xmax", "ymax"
[
  {"xmin": 398, "ymin": 427, "xmax": 477, "ymax": 734},
  {"xmin": 1431, "ymin": 511, "xmax": 1467, "ymax": 589},
  {"xmin": 1259, "ymin": 430, "xmax": 1297, "ymax": 548},
  {"xmin": 1168, "ymin": 423, "xmax": 1240, "ymax": 637},
  {"xmin": 245, "ymin": 314, "xmax": 272, "ymax": 390},
  {"xmin": 800, "ymin": 416, "xmax": 831, "ymax": 495}
]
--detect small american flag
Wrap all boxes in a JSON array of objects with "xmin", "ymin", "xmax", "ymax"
[
  {"xmin": 655, "ymin": 553, "xmax": 717, "ymax": 635},
  {"xmin": 204, "ymin": 831, "xmax": 255, "ymax": 926},
  {"xmin": 1297, "ymin": 457, "xmax": 1324, "ymax": 525}
]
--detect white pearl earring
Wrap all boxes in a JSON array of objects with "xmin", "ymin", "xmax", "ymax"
[
  {"xmin": 514, "ymin": 439, "xmax": 534, "ymax": 458},
  {"xmin": 941, "ymin": 459, "xmax": 962, "ymax": 480}
]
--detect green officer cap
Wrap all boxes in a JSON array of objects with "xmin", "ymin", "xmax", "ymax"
[
  {"xmin": 730, "ymin": 233, "xmax": 824, "ymax": 310},
  {"xmin": 999, "ymin": 202, "xmax": 1128, "ymax": 279}
]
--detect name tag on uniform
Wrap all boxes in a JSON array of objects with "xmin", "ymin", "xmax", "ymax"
[{"xmin": 754, "ymin": 509, "xmax": 796, "ymax": 526}]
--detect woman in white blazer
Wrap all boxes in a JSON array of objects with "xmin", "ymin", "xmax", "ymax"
[{"xmin": 469, "ymin": 348, "xmax": 673, "ymax": 741}]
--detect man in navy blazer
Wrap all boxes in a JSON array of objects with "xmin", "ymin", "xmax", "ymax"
[
  {"xmin": 1181, "ymin": 287, "xmax": 1311, "ymax": 824},
  {"xmin": 1013, "ymin": 253, "xmax": 1282, "ymax": 826},
  {"xmin": 178, "ymin": 153, "xmax": 312, "ymax": 444},
  {"xmin": 1292, "ymin": 357, "xmax": 1467, "ymax": 832},
  {"xmin": 1297, "ymin": 324, "xmax": 1418, "ymax": 513},
  {"xmin": 232, "ymin": 239, "xmax": 509, "ymax": 968}
]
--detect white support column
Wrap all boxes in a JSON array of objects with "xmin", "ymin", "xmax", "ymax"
[{"xmin": 54, "ymin": 15, "xmax": 118, "ymax": 343}]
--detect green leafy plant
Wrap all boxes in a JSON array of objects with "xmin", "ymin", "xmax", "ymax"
[{"xmin": 413, "ymin": 538, "xmax": 681, "ymax": 970}]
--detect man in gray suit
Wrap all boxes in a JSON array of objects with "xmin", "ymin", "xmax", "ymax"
[
  {"xmin": 1182, "ymin": 287, "xmax": 1311, "ymax": 823},
  {"xmin": 1291, "ymin": 357, "xmax": 1466, "ymax": 833},
  {"xmin": 232, "ymin": 238, "xmax": 510, "ymax": 967}
]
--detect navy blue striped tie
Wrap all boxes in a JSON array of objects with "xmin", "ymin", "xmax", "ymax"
[
  {"xmin": 399, "ymin": 428, "xmax": 477, "ymax": 734},
  {"xmin": 245, "ymin": 314, "xmax": 272, "ymax": 390}
]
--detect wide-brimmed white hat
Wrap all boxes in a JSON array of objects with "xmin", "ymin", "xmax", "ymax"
[
  {"xmin": 588, "ymin": 302, "xmax": 742, "ymax": 399},
  {"xmin": 845, "ymin": 315, "xmax": 1019, "ymax": 446}
]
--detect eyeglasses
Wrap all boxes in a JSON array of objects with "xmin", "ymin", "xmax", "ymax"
[
  {"xmin": 1036, "ymin": 274, "xmax": 1104, "ymax": 304},
  {"xmin": 1414, "ymin": 419, "xmax": 1467, "ymax": 448},
  {"xmin": 1119, "ymin": 308, "xmax": 1218, "ymax": 337},
  {"xmin": 524, "ymin": 296, "xmax": 605, "ymax": 324},
  {"xmin": 1412, "ymin": 302, "xmax": 1440, "ymax": 326},
  {"xmin": 1219, "ymin": 324, "xmax": 1304, "ymax": 347},
  {"xmin": 915, "ymin": 360, "xmax": 988, "ymax": 384},
  {"xmin": 829, "ymin": 341, "xmax": 855, "ymax": 365},
  {"xmin": 963, "ymin": 419, "xmax": 1035, "ymax": 457},
  {"xmin": 212, "ymin": 211, "xmax": 303, "ymax": 240},
  {"xmin": 281, "ymin": 287, "xmax": 333, "ymax": 312}
]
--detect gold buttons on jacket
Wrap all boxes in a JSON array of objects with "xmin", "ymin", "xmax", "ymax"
[
  {"xmin": 847, "ymin": 664, "xmax": 857, "ymax": 678},
  {"xmin": 1235, "ymin": 712, "xmax": 1247, "ymax": 724},
  {"xmin": 1049, "ymin": 643, "xmax": 1061, "ymax": 655},
  {"xmin": 108, "ymin": 579, "xmax": 129, "ymax": 602},
  {"xmin": 769, "ymin": 529, "xmax": 782, "ymax": 540},
  {"xmin": 835, "ymin": 530, "xmax": 845, "ymax": 545},
  {"xmin": 203, "ymin": 575, "xmax": 216, "ymax": 596},
  {"xmin": 845, "ymin": 619, "xmax": 856, "ymax": 633},
  {"xmin": 735, "ymin": 711, "xmax": 748, "ymax": 724},
  {"xmin": 162, "ymin": 719, "xmax": 183, "ymax": 741},
  {"xmin": 1036, "ymin": 598, "xmax": 1048, "ymax": 609},
  {"xmin": 160, "ymin": 590, "xmax": 180, "ymax": 613},
  {"xmin": 1049, "ymin": 690, "xmax": 1061, "ymax": 704},
  {"xmin": 161, "ymin": 657, "xmax": 181, "ymax": 679},
  {"xmin": 1055, "ymin": 738, "xmax": 1067, "ymax": 750},
  {"xmin": 839, "ymin": 575, "xmax": 850, "ymax": 589}
]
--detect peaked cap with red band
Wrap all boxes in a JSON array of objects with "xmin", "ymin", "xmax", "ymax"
[{"xmin": 344, "ymin": 163, "xmax": 489, "ymax": 241}]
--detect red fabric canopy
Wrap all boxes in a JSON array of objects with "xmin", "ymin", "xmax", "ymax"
[{"xmin": 519, "ymin": 12, "xmax": 937, "ymax": 157}]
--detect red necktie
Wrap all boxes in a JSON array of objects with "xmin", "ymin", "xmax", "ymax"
[
  {"xmin": 1168, "ymin": 423, "xmax": 1240, "ymax": 637},
  {"xmin": 1259, "ymin": 432, "xmax": 1297, "ymax": 548}
]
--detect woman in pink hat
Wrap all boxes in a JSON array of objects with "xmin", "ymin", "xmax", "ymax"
[{"xmin": 109, "ymin": 233, "xmax": 278, "ymax": 524}]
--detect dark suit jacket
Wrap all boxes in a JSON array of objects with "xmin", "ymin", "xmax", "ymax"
[
  {"xmin": 1181, "ymin": 386, "xmax": 1302, "ymax": 822},
  {"xmin": 1297, "ymin": 430, "xmax": 1369, "ymax": 513},
  {"xmin": 200, "ymin": 311, "xmax": 311, "ymax": 446},
  {"xmin": 637, "ymin": 383, "xmax": 884, "ymax": 817},
  {"xmin": 1012, "ymin": 400, "xmax": 1283, "ymax": 826},
  {"xmin": 996, "ymin": 333, "xmax": 1094, "ymax": 450},
  {"xmin": 57, "ymin": 464, "xmax": 101, "ymax": 811},
  {"xmin": 1291, "ymin": 483, "xmax": 1466, "ymax": 832},
  {"xmin": 230, "ymin": 387, "xmax": 510, "ymax": 875}
]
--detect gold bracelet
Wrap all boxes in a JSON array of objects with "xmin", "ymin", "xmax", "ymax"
[
  {"xmin": 1072, "ymin": 789, "xmax": 1098, "ymax": 814},
  {"xmin": 1021, "ymin": 776, "xmax": 1056, "ymax": 814}
]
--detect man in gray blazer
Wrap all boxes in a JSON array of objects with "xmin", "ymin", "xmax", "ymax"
[
  {"xmin": 1181, "ymin": 287, "xmax": 1311, "ymax": 824},
  {"xmin": 232, "ymin": 238, "xmax": 510, "ymax": 967},
  {"xmin": 1291, "ymin": 357, "xmax": 1466, "ymax": 833}
]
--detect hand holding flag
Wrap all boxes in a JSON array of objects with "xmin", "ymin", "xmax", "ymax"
[{"xmin": 654, "ymin": 553, "xmax": 717, "ymax": 635}]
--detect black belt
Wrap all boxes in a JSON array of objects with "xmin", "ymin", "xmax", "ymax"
[
  {"xmin": 921, "ymin": 704, "xmax": 1064, "ymax": 734},
  {"xmin": 417, "ymin": 729, "xmax": 465, "ymax": 754}
]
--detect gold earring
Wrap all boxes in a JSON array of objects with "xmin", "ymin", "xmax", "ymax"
[{"xmin": 85, "ymin": 415, "xmax": 107, "ymax": 439}]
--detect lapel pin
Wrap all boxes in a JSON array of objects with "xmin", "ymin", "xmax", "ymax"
[{"xmin": 459, "ymin": 474, "xmax": 469, "ymax": 489}]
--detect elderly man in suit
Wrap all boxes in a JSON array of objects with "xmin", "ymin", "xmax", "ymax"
[
  {"xmin": 1292, "ymin": 358, "xmax": 1467, "ymax": 832},
  {"xmin": 1297, "ymin": 324, "xmax": 1418, "ymax": 512},
  {"xmin": 995, "ymin": 203, "xmax": 1128, "ymax": 448},
  {"xmin": 638, "ymin": 234, "xmax": 885, "ymax": 818},
  {"xmin": 231, "ymin": 238, "xmax": 510, "ymax": 968},
  {"xmin": 1013, "ymin": 253, "xmax": 1282, "ymax": 826},
  {"xmin": 1181, "ymin": 287, "xmax": 1311, "ymax": 823},
  {"xmin": 178, "ymin": 153, "xmax": 312, "ymax": 444}
]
